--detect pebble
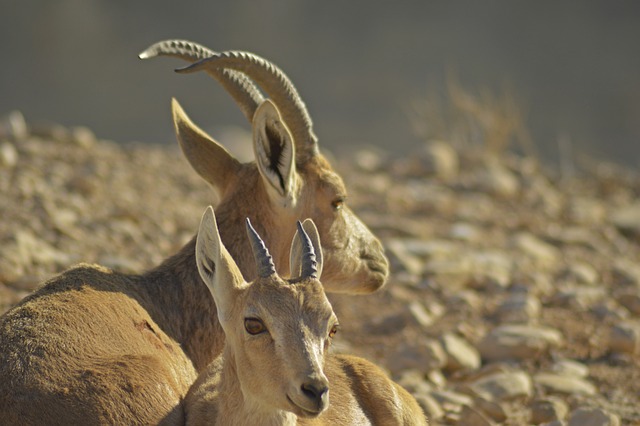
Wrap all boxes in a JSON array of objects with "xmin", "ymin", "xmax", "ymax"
[
  {"xmin": 0, "ymin": 142, "xmax": 18, "ymax": 167},
  {"xmin": 419, "ymin": 140, "xmax": 459, "ymax": 181},
  {"xmin": 616, "ymin": 290, "xmax": 640, "ymax": 315},
  {"xmin": 478, "ymin": 325, "xmax": 563, "ymax": 362},
  {"xmin": 530, "ymin": 396, "xmax": 569, "ymax": 424},
  {"xmin": 562, "ymin": 262, "xmax": 599, "ymax": 285},
  {"xmin": 496, "ymin": 293, "xmax": 541, "ymax": 322},
  {"xmin": 429, "ymin": 389, "xmax": 474, "ymax": 412},
  {"xmin": 552, "ymin": 286, "xmax": 606, "ymax": 309},
  {"xmin": 387, "ymin": 339, "xmax": 447, "ymax": 373},
  {"xmin": 413, "ymin": 393, "xmax": 444, "ymax": 421},
  {"xmin": 463, "ymin": 370, "xmax": 533, "ymax": 401},
  {"xmin": 567, "ymin": 407, "xmax": 620, "ymax": 426},
  {"xmin": 533, "ymin": 373, "xmax": 597, "ymax": 396},
  {"xmin": 441, "ymin": 333, "xmax": 481, "ymax": 372},
  {"xmin": 477, "ymin": 159, "xmax": 520, "ymax": 197},
  {"xmin": 608, "ymin": 320, "xmax": 640, "ymax": 355},
  {"xmin": 550, "ymin": 359, "xmax": 589, "ymax": 378},
  {"xmin": 385, "ymin": 239, "xmax": 424, "ymax": 276},
  {"xmin": 610, "ymin": 202, "xmax": 640, "ymax": 239},
  {"xmin": 512, "ymin": 232, "xmax": 560, "ymax": 267},
  {"xmin": 473, "ymin": 397, "xmax": 507, "ymax": 422},
  {"xmin": 457, "ymin": 404, "xmax": 495, "ymax": 426}
]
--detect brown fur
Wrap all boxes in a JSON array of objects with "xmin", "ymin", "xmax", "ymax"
[
  {"xmin": 184, "ymin": 208, "xmax": 426, "ymax": 425},
  {"xmin": 0, "ymin": 73, "xmax": 389, "ymax": 422}
]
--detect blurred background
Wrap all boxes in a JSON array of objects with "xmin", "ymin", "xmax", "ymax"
[{"xmin": 1, "ymin": 1, "xmax": 639, "ymax": 167}]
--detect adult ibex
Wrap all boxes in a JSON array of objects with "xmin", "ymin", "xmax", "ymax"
[
  {"xmin": 185, "ymin": 207, "xmax": 426, "ymax": 425},
  {"xmin": 0, "ymin": 41, "xmax": 389, "ymax": 424}
]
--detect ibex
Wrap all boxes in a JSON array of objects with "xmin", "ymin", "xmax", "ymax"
[
  {"xmin": 0, "ymin": 41, "xmax": 389, "ymax": 424},
  {"xmin": 186, "ymin": 206, "xmax": 427, "ymax": 425}
]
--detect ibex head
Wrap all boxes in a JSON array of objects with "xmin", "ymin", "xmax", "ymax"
[
  {"xmin": 140, "ymin": 41, "xmax": 389, "ymax": 294},
  {"xmin": 195, "ymin": 206, "xmax": 335, "ymax": 417}
]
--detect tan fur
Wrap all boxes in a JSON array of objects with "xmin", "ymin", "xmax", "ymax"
[
  {"xmin": 185, "ymin": 208, "xmax": 426, "ymax": 425},
  {"xmin": 0, "ymin": 52, "xmax": 389, "ymax": 424}
]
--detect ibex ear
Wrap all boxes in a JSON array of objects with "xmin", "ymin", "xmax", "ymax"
[
  {"xmin": 252, "ymin": 100, "xmax": 299, "ymax": 207},
  {"xmin": 289, "ymin": 219, "xmax": 324, "ymax": 280},
  {"xmin": 195, "ymin": 206, "xmax": 245, "ymax": 322},
  {"xmin": 173, "ymin": 98, "xmax": 241, "ymax": 197}
]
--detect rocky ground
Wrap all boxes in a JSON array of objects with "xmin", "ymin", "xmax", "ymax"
[{"xmin": 1, "ymin": 111, "xmax": 639, "ymax": 425}]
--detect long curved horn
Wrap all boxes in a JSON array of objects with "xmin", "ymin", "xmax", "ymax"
[
  {"xmin": 245, "ymin": 218, "xmax": 276, "ymax": 278},
  {"xmin": 176, "ymin": 51, "xmax": 319, "ymax": 162},
  {"xmin": 139, "ymin": 40, "xmax": 264, "ymax": 122},
  {"xmin": 296, "ymin": 221, "xmax": 318, "ymax": 280}
]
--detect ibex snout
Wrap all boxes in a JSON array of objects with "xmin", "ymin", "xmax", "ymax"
[{"xmin": 291, "ymin": 376, "xmax": 329, "ymax": 417}]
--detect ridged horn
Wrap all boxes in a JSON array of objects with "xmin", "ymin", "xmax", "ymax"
[
  {"xmin": 296, "ymin": 221, "xmax": 318, "ymax": 280},
  {"xmin": 245, "ymin": 218, "xmax": 276, "ymax": 278},
  {"xmin": 176, "ymin": 51, "xmax": 319, "ymax": 162},
  {"xmin": 139, "ymin": 40, "xmax": 264, "ymax": 122}
]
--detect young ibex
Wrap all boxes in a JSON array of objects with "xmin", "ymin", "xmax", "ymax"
[
  {"xmin": 0, "ymin": 41, "xmax": 389, "ymax": 424},
  {"xmin": 186, "ymin": 206, "xmax": 427, "ymax": 425}
]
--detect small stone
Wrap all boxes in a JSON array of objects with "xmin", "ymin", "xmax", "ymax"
[
  {"xmin": 413, "ymin": 393, "xmax": 444, "ymax": 421},
  {"xmin": 428, "ymin": 389, "xmax": 474, "ymax": 410},
  {"xmin": 387, "ymin": 339, "xmax": 447, "ymax": 373},
  {"xmin": 0, "ymin": 142, "xmax": 18, "ymax": 167},
  {"xmin": 464, "ymin": 370, "xmax": 533, "ymax": 401},
  {"xmin": 496, "ymin": 293, "xmax": 541, "ymax": 323},
  {"xmin": 550, "ymin": 359, "xmax": 589, "ymax": 378},
  {"xmin": 441, "ymin": 333, "xmax": 481, "ymax": 372},
  {"xmin": 419, "ymin": 140, "xmax": 459, "ymax": 181},
  {"xmin": 385, "ymin": 239, "xmax": 424, "ymax": 276},
  {"xmin": 353, "ymin": 147, "xmax": 386, "ymax": 172},
  {"xmin": 616, "ymin": 290, "xmax": 640, "ymax": 315},
  {"xmin": 478, "ymin": 325, "xmax": 563, "ymax": 362},
  {"xmin": 533, "ymin": 373, "xmax": 597, "ymax": 396},
  {"xmin": 610, "ymin": 202, "xmax": 640, "ymax": 239},
  {"xmin": 0, "ymin": 110, "xmax": 28, "ymax": 140},
  {"xmin": 408, "ymin": 301, "xmax": 435, "ymax": 329},
  {"xmin": 530, "ymin": 397, "xmax": 569, "ymax": 424},
  {"xmin": 449, "ymin": 222, "xmax": 482, "ymax": 242},
  {"xmin": 70, "ymin": 126, "xmax": 97, "ymax": 148},
  {"xmin": 567, "ymin": 407, "xmax": 620, "ymax": 426},
  {"xmin": 552, "ymin": 286, "xmax": 606, "ymax": 310},
  {"xmin": 563, "ymin": 262, "xmax": 599, "ymax": 285},
  {"xmin": 609, "ymin": 320, "xmax": 640, "ymax": 355},
  {"xmin": 457, "ymin": 404, "xmax": 495, "ymax": 426},
  {"xmin": 473, "ymin": 397, "xmax": 507, "ymax": 422},
  {"xmin": 513, "ymin": 233, "xmax": 560, "ymax": 266},
  {"xmin": 477, "ymin": 159, "xmax": 520, "ymax": 197}
]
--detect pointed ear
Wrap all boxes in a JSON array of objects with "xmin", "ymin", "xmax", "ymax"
[
  {"xmin": 289, "ymin": 219, "xmax": 323, "ymax": 280},
  {"xmin": 252, "ymin": 100, "xmax": 299, "ymax": 205},
  {"xmin": 172, "ymin": 98, "xmax": 241, "ymax": 196},
  {"xmin": 195, "ymin": 206, "xmax": 245, "ymax": 321}
]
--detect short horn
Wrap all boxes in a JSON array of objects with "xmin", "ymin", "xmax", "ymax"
[
  {"xmin": 245, "ymin": 218, "xmax": 276, "ymax": 278},
  {"xmin": 177, "ymin": 51, "xmax": 319, "ymax": 162},
  {"xmin": 296, "ymin": 221, "xmax": 318, "ymax": 280},
  {"xmin": 139, "ymin": 40, "xmax": 264, "ymax": 122}
]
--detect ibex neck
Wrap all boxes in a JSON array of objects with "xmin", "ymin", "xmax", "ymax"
[
  {"xmin": 142, "ymin": 237, "xmax": 223, "ymax": 371},
  {"xmin": 219, "ymin": 348, "xmax": 298, "ymax": 426}
]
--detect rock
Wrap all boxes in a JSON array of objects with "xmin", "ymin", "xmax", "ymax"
[
  {"xmin": 568, "ymin": 197, "xmax": 606, "ymax": 224},
  {"xmin": 552, "ymin": 286, "xmax": 606, "ymax": 310},
  {"xmin": 449, "ymin": 222, "xmax": 482, "ymax": 242},
  {"xmin": 550, "ymin": 359, "xmax": 589, "ymax": 378},
  {"xmin": 0, "ymin": 142, "xmax": 18, "ymax": 167},
  {"xmin": 477, "ymin": 159, "xmax": 520, "ymax": 197},
  {"xmin": 530, "ymin": 397, "xmax": 569, "ymax": 424},
  {"xmin": 473, "ymin": 397, "xmax": 507, "ymax": 422},
  {"xmin": 353, "ymin": 147, "xmax": 387, "ymax": 172},
  {"xmin": 612, "ymin": 259, "xmax": 640, "ymax": 286},
  {"xmin": 408, "ymin": 302, "xmax": 435, "ymax": 329},
  {"xmin": 463, "ymin": 370, "xmax": 533, "ymax": 401},
  {"xmin": 0, "ymin": 110, "xmax": 28, "ymax": 140},
  {"xmin": 428, "ymin": 389, "xmax": 474, "ymax": 411},
  {"xmin": 385, "ymin": 239, "xmax": 424, "ymax": 276},
  {"xmin": 387, "ymin": 339, "xmax": 447, "ymax": 373},
  {"xmin": 70, "ymin": 126, "xmax": 97, "ymax": 148},
  {"xmin": 478, "ymin": 325, "xmax": 563, "ymax": 362},
  {"xmin": 616, "ymin": 290, "xmax": 640, "ymax": 315},
  {"xmin": 608, "ymin": 320, "xmax": 640, "ymax": 355},
  {"xmin": 562, "ymin": 262, "xmax": 599, "ymax": 285},
  {"xmin": 533, "ymin": 373, "xmax": 597, "ymax": 396},
  {"xmin": 441, "ymin": 333, "xmax": 481, "ymax": 372},
  {"xmin": 419, "ymin": 140, "xmax": 459, "ymax": 181},
  {"xmin": 496, "ymin": 293, "xmax": 541, "ymax": 322},
  {"xmin": 512, "ymin": 233, "xmax": 560, "ymax": 267},
  {"xmin": 426, "ymin": 369, "xmax": 447, "ymax": 389},
  {"xmin": 413, "ymin": 393, "xmax": 444, "ymax": 421},
  {"xmin": 457, "ymin": 404, "xmax": 495, "ymax": 426},
  {"xmin": 610, "ymin": 202, "xmax": 640, "ymax": 239},
  {"xmin": 567, "ymin": 407, "xmax": 620, "ymax": 426}
]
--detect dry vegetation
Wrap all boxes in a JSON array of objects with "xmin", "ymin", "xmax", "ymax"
[{"xmin": 1, "ymin": 85, "xmax": 639, "ymax": 425}]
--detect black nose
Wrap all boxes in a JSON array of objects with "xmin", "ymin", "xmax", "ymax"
[{"xmin": 301, "ymin": 380, "xmax": 329, "ymax": 408}]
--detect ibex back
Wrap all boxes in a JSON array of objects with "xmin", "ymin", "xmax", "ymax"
[{"xmin": 0, "ymin": 41, "xmax": 389, "ymax": 425}]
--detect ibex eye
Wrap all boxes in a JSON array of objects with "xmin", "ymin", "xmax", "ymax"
[
  {"xmin": 331, "ymin": 197, "xmax": 346, "ymax": 211},
  {"xmin": 244, "ymin": 318, "xmax": 266, "ymax": 335},
  {"xmin": 328, "ymin": 324, "xmax": 339, "ymax": 339}
]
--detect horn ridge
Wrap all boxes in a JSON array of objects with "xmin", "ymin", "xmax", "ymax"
[
  {"xmin": 245, "ymin": 218, "xmax": 276, "ymax": 278},
  {"xmin": 176, "ymin": 50, "xmax": 319, "ymax": 162},
  {"xmin": 296, "ymin": 221, "xmax": 318, "ymax": 280},
  {"xmin": 139, "ymin": 40, "xmax": 264, "ymax": 122}
]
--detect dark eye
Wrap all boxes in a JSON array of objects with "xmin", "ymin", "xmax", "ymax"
[
  {"xmin": 244, "ymin": 318, "xmax": 266, "ymax": 335},
  {"xmin": 328, "ymin": 324, "xmax": 339, "ymax": 339},
  {"xmin": 331, "ymin": 197, "xmax": 346, "ymax": 211}
]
